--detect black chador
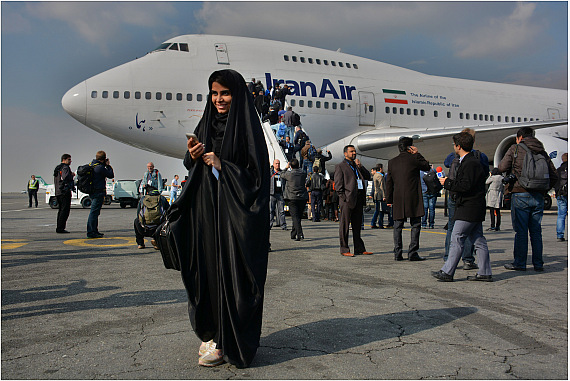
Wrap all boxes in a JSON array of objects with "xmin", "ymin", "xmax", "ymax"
[{"xmin": 168, "ymin": 69, "xmax": 270, "ymax": 368}]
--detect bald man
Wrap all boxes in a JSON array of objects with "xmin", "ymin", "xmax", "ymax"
[
  {"xmin": 139, "ymin": 162, "xmax": 163, "ymax": 195},
  {"xmin": 270, "ymin": 159, "xmax": 287, "ymax": 230}
]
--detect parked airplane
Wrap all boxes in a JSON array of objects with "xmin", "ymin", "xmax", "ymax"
[{"xmin": 61, "ymin": 34, "xmax": 568, "ymax": 173}]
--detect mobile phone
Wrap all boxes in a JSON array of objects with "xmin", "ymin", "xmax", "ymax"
[{"xmin": 185, "ymin": 133, "xmax": 198, "ymax": 140}]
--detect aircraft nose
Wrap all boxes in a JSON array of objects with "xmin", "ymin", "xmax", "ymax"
[{"xmin": 62, "ymin": 81, "xmax": 86, "ymax": 124}]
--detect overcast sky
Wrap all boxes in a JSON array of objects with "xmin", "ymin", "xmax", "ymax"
[{"xmin": 2, "ymin": 1, "xmax": 567, "ymax": 192}]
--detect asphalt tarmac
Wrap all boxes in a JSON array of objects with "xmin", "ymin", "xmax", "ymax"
[{"xmin": 1, "ymin": 192, "xmax": 567, "ymax": 379}]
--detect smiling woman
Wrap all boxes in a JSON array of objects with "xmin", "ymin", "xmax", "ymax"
[{"xmin": 167, "ymin": 69, "xmax": 270, "ymax": 369}]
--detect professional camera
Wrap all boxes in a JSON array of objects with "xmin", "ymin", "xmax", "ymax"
[{"xmin": 502, "ymin": 173, "xmax": 517, "ymax": 185}]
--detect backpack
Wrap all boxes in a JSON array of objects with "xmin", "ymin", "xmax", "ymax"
[
  {"xmin": 309, "ymin": 173, "xmax": 326, "ymax": 191},
  {"xmin": 515, "ymin": 143, "xmax": 551, "ymax": 191},
  {"xmin": 277, "ymin": 123, "xmax": 287, "ymax": 138},
  {"xmin": 423, "ymin": 171, "xmax": 443, "ymax": 195},
  {"xmin": 76, "ymin": 163, "xmax": 99, "ymax": 194},
  {"xmin": 292, "ymin": 111, "xmax": 301, "ymax": 126},
  {"xmin": 138, "ymin": 194, "xmax": 164, "ymax": 228},
  {"xmin": 313, "ymin": 157, "xmax": 322, "ymax": 171},
  {"xmin": 307, "ymin": 146, "xmax": 317, "ymax": 161},
  {"xmin": 296, "ymin": 131, "xmax": 309, "ymax": 146}
]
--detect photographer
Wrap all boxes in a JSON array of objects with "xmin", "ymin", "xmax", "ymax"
[
  {"xmin": 498, "ymin": 127, "xmax": 558, "ymax": 271},
  {"xmin": 87, "ymin": 151, "xmax": 114, "ymax": 238}
]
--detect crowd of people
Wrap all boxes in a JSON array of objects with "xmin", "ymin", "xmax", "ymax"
[{"xmin": 47, "ymin": 69, "xmax": 567, "ymax": 370}]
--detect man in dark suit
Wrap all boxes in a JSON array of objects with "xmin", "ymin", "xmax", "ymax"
[
  {"xmin": 334, "ymin": 145, "xmax": 372, "ymax": 257},
  {"xmin": 432, "ymin": 132, "xmax": 492, "ymax": 282},
  {"xmin": 386, "ymin": 137, "xmax": 430, "ymax": 261}
]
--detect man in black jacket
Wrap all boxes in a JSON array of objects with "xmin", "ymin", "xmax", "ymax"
[
  {"xmin": 306, "ymin": 166, "xmax": 326, "ymax": 222},
  {"xmin": 87, "ymin": 150, "xmax": 114, "ymax": 238},
  {"xmin": 53, "ymin": 154, "xmax": 75, "ymax": 233},
  {"xmin": 433, "ymin": 132, "xmax": 492, "ymax": 282},
  {"xmin": 385, "ymin": 137, "xmax": 430, "ymax": 261}
]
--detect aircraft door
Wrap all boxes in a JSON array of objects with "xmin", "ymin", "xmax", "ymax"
[
  {"xmin": 215, "ymin": 43, "xmax": 230, "ymax": 65},
  {"xmin": 548, "ymin": 108, "xmax": 560, "ymax": 119},
  {"xmin": 359, "ymin": 92, "xmax": 375, "ymax": 126}
]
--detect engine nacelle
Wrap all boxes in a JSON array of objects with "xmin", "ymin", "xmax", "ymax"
[
  {"xmin": 493, "ymin": 130, "xmax": 567, "ymax": 168},
  {"xmin": 493, "ymin": 135, "xmax": 517, "ymax": 167}
]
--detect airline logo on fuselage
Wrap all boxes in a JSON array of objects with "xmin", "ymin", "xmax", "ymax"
[{"xmin": 265, "ymin": 73, "xmax": 356, "ymax": 100}]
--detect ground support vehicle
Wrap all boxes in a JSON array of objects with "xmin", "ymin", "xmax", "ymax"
[{"xmin": 113, "ymin": 180, "xmax": 141, "ymax": 208}]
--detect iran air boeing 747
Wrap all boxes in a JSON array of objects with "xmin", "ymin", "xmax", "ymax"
[{"xmin": 61, "ymin": 34, "xmax": 568, "ymax": 172}]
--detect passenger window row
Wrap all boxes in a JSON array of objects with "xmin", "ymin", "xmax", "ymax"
[
  {"xmin": 290, "ymin": 99, "xmax": 346, "ymax": 110},
  {"xmin": 386, "ymin": 107, "xmax": 538, "ymax": 122},
  {"xmin": 91, "ymin": 90, "xmax": 203, "ymax": 102},
  {"xmin": 284, "ymin": 55, "xmax": 359, "ymax": 69}
]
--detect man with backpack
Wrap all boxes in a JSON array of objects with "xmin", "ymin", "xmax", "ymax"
[
  {"xmin": 313, "ymin": 149, "xmax": 333, "ymax": 175},
  {"xmin": 134, "ymin": 186, "xmax": 169, "ymax": 249},
  {"xmin": 301, "ymin": 140, "xmax": 317, "ymax": 174},
  {"xmin": 139, "ymin": 162, "xmax": 163, "ymax": 195},
  {"xmin": 86, "ymin": 151, "xmax": 114, "ymax": 238},
  {"xmin": 283, "ymin": 107, "xmax": 301, "ymax": 141},
  {"xmin": 53, "ymin": 154, "xmax": 75, "ymax": 233},
  {"xmin": 305, "ymin": 166, "xmax": 326, "ymax": 222},
  {"xmin": 498, "ymin": 127, "xmax": 558, "ymax": 271},
  {"xmin": 420, "ymin": 166, "xmax": 441, "ymax": 229},
  {"xmin": 555, "ymin": 153, "xmax": 567, "ymax": 242}
]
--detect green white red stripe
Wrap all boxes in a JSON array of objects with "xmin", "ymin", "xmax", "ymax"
[{"xmin": 383, "ymin": 89, "xmax": 408, "ymax": 104}]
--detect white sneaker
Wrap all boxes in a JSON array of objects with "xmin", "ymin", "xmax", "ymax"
[
  {"xmin": 198, "ymin": 340, "xmax": 213, "ymax": 356},
  {"xmin": 198, "ymin": 342, "xmax": 224, "ymax": 367}
]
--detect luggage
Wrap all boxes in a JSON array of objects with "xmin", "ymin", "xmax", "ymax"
[{"xmin": 154, "ymin": 217, "xmax": 181, "ymax": 271}]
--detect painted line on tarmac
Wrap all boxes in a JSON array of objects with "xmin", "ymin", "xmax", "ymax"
[
  {"xmin": 1, "ymin": 239, "xmax": 29, "ymax": 250},
  {"xmin": 402, "ymin": 228, "xmax": 447, "ymax": 235},
  {"xmin": 63, "ymin": 237, "xmax": 137, "ymax": 247},
  {"xmin": 1, "ymin": 207, "xmax": 49, "ymax": 213}
]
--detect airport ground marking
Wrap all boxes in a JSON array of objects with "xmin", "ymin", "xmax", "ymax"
[
  {"xmin": 2, "ymin": 239, "xmax": 29, "ymax": 250},
  {"xmin": 402, "ymin": 228, "xmax": 446, "ymax": 235},
  {"xmin": 64, "ymin": 237, "xmax": 138, "ymax": 248}
]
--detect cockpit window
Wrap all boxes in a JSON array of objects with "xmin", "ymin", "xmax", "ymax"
[
  {"xmin": 152, "ymin": 42, "xmax": 190, "ymax": 53},
  {"xmin": 153, "ymin": 43, "xmax": 171, "ymax": 52}
]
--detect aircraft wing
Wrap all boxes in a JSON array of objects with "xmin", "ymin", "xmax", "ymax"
[{"xmin": 354, "ymin": 119, "xmax": 568, "ymax": 162}]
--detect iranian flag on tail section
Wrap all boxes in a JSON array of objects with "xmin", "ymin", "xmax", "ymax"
[{"xmin": 383, "ymin": 89, "xmax": 408, "ymax": 104}]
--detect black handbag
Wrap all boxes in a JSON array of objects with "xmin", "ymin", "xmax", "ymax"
[{"xmin": 153, "ymin": 217, "xmax": 181, "ymax": 271}]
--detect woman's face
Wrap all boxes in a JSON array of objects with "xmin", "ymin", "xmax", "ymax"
[{"xmin": 211, "ymin": 81, "xmax": 232, "ymax": 114}]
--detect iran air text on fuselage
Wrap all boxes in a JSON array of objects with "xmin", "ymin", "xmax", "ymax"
[{"xmin": 265, "ymin": 73, "xmax": 356, "ymax": 100}]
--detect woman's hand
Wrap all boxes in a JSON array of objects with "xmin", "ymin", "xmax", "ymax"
[
  {"xmin": 203, "ymin": 152, "xmax": 222, "ymax": 171},
  {"xmin": 188, "ymin": 137, "xmax": 205, "ymax": 160}
]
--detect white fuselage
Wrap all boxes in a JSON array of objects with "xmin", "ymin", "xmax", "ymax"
[{"xmin": 62, "ymin": 34, "xmax": 568, "ymax": 170}]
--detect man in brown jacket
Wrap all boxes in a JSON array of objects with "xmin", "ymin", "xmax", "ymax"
[
  {"xmin": 386, "ymin": 137, "xmax": 430, "ymax": 261},
  {"xmin": 334, "ymin": 145, "xmax": 372, "ymax": 256},
  {"xmin": 498, "ymin": 127, "xmax": 558, "ymax": 271}
]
